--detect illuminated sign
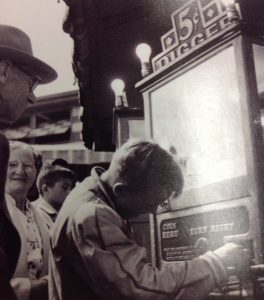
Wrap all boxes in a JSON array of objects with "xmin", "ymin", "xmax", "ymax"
[{"xmin": 152, "ymin": 0, "xmax": 234, "ymax": 72}]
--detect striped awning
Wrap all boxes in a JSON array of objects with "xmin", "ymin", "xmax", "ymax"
[
  {"xmin": 3, "ymin": 120, "xmax": 71, "ymax": 140},
  {"xmin": 29, "ymin": 121, "xmax": 71, "ymax": 138},
  {"xmin": 4, "ymin": 126, "xmax": 30, "ymax": 140}
]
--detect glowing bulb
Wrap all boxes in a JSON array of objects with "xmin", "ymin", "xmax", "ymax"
[
  {"xmin": 111, "ymin": 79, "xmax": 125, "ymax": 97},
  {"xmin": 135, "ymin": 43, "xmax": 152, "ymax": 63},
  {"xmin": 135, "ymin": 43, "xmax": 152, "ymax": 77},
  {"xmin": 221, "ymin": 0, "xmax": 235, "ymax": 5},
  {"xmin": 111, "ymin": 79, "xmax": 125, "ymax": 108}
]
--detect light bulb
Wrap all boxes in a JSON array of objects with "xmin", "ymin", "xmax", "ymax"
[
  {"xmin": 111, "ymin": 79, "xmax": 125, "ymax": 108},
  {"xmin": 111, "ymin": 79, "xmax": 125, "ymax": 97},
  {"xmin": 221, "ymin": 0, "xmax": 235, "ymax": 5},
  {"xmin": 135, "ymin": 43, "xmax": 152, "ymax": 63},
  {"xmin": 135, "ymin": 43, "xmax": 152, "ymax": 77}
]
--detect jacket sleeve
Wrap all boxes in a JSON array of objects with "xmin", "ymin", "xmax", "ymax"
[{"xmin": 72, "ymin": 204, "xmax": 228, "ymax": 300}]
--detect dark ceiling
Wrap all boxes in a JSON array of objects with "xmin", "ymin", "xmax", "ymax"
[{"xmin": 62, "ymin": 0, "xmax": 185, "ymax": 151}]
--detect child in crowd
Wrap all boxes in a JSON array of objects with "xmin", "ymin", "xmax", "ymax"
[{"xmin": 33, "ymin": 159, "xmax": 76, "ymax": 231}]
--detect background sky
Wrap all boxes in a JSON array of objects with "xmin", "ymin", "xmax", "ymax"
[{"xmin": 0, "ymin": 0, "xmax": 76, "ymax": 97}]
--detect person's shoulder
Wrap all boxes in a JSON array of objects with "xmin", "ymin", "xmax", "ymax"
[
  {"xmin": 32, "ymin": 205, "xmax": 53, "ymax": 232},
  {"xmin": 73, "ymin": 200, "xmax": 121, "ymax": 228},
  {"xmin": 73, "ymin": 199, "xmax": 107, "ymax": 222},
  {"xmin": 67, "ymin": 176, "xmax": 95, "ymax": 200}
]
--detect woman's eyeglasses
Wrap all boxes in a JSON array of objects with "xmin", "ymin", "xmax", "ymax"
[{"xmin": 8, "ymin": 161, "xmax": 35, "ymax": 171}]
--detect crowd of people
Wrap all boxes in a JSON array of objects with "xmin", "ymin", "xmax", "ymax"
[{"xmin": 0, "ymin": 24, "xmax": 248, "ymax": 300}]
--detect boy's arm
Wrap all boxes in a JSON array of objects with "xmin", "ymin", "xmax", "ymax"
[{"xmin": 71, "ymin": 204, "xmax": 237, "ymax": 300}]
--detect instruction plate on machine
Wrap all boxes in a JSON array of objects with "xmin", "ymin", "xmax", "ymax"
[{"xmin": 160, "ymin": 206, "xmax": 249, "ymax": 262}]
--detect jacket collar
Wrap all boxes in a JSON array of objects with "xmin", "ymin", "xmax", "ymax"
[
  {"xmin": 90, "ymin": 167, "xmax": 133, "ymax": 236},
  {"xmin": 91, "ymin": 166, "xmax": 116, "ymax": 211},
  {"xmin": 35, "ymin": 196, "xmax": 58, "ymax": 215}
]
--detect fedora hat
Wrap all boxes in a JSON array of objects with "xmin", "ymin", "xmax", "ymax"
[{"xmin": 0, "ymin": 24, "xmax": 57, "ymax": 83}]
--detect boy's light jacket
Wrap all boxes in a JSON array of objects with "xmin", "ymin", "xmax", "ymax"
[{"xmin": 49, "ymin": 167, "xmax": 228, "ymax": 300}]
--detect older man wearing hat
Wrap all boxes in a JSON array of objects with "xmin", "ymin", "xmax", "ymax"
[
  {"xmin": 0, "ymin": 24, "xmax": 57, "ymax": 123},
  {"xmin": 0, "ymin": 24, "xmax": 57, "ymax": 300}
]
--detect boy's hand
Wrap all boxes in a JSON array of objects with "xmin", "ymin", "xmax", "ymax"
[
  {"xmin": 214, "ymin": 242, "xmax": 250, "ymax": 278},
  {"xmin": 214, "ymin": 242, "xmax": 243, "ymax": 268}
]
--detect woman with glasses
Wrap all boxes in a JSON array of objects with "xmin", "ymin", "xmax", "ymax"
[{"xmin": 5, "ymin": 141, "xmax": 50, "ymax": 300}]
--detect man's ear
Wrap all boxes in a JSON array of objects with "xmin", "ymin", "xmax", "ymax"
[
  {"xmin": 0, "ymin": 60, "xmax": 12, "ymax": 84},
  {"xmin": 112, "ymin": 182, "xmax": 126, "ymax": 196}
]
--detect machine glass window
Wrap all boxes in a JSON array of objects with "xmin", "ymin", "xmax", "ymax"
[{"xmin": 150, "ymin": 46, "xmax": 247, "ymax": 192}]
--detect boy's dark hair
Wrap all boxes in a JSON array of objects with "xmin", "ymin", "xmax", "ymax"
[
  {"xmin": 36, "ymin": 160, "xmax": 76, "ymax": 195},
  {"xmin": 52, "ymin": 158, "xmax": 70, "ymax": 169}
]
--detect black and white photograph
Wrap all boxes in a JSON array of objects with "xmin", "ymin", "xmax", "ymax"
[{"xmin": 0, "ymin": 0, "xmax": 264, "ymax": 299}]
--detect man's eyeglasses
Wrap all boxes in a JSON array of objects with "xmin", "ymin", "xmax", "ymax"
[{"xmin": 13, "ymin": 63, "xmax": 41, "ymax": 93}]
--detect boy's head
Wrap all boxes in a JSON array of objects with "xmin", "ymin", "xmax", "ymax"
[
  {"xmin": 105, "ymin": 139, "xmax": 184, "ymax": 219},
  {"xmin": 37, "ymin": 160, "xmax": 77, "ymax": 210}
]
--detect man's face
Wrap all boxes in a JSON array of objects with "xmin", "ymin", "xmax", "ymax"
[
  {"xmin": 0, "ymin": 62, "xmax": 37, "ymax": 124},
  {"xmin": 114, "ymin": 184, "xmax": 171, "ymax": 219}
]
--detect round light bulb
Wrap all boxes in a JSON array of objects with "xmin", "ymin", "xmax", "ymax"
[
  {"xmin": 111, "ymin": 79, "xmax": 125, "ymax": 97},
  {"xmin": 221, "ymin": 0, "xmax": 235, "ymax": 6},
  {"xmin": 135, "ymin": 43, "xmax": 152, "ymax": 63}
]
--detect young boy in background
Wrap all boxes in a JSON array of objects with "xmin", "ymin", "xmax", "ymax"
[{"xmin": 33, "ymin": 160, "xmax": 76, "ymax": 231}]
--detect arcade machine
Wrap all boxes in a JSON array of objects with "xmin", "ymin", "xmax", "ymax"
[{"xmin": 136, "ymin": 0, "xmax": 264, "ymax": 298}]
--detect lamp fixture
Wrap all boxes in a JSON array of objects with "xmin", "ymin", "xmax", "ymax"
[
  {"xmin": 111, "ymin": 79, "xmax": 126, "ymax": 108},
  {"xmin": 135, "ymin": 43, "xmax": 152, "ymax": 77}
]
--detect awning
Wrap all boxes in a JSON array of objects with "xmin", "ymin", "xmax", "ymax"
[
  {"xmin": 28, "ymin": 121, "xmax": 71, "ymax": 138},
  {"xmin": 3, "ymin": 120, "xmax": 71, "ymax": 140},
  {"xmin": 4, "ymin": 126, "xmax": 30, "ymax": 140},
  {"xmin": 33, "ymin": 142, "xmax": 113, "ymax": 165}
]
